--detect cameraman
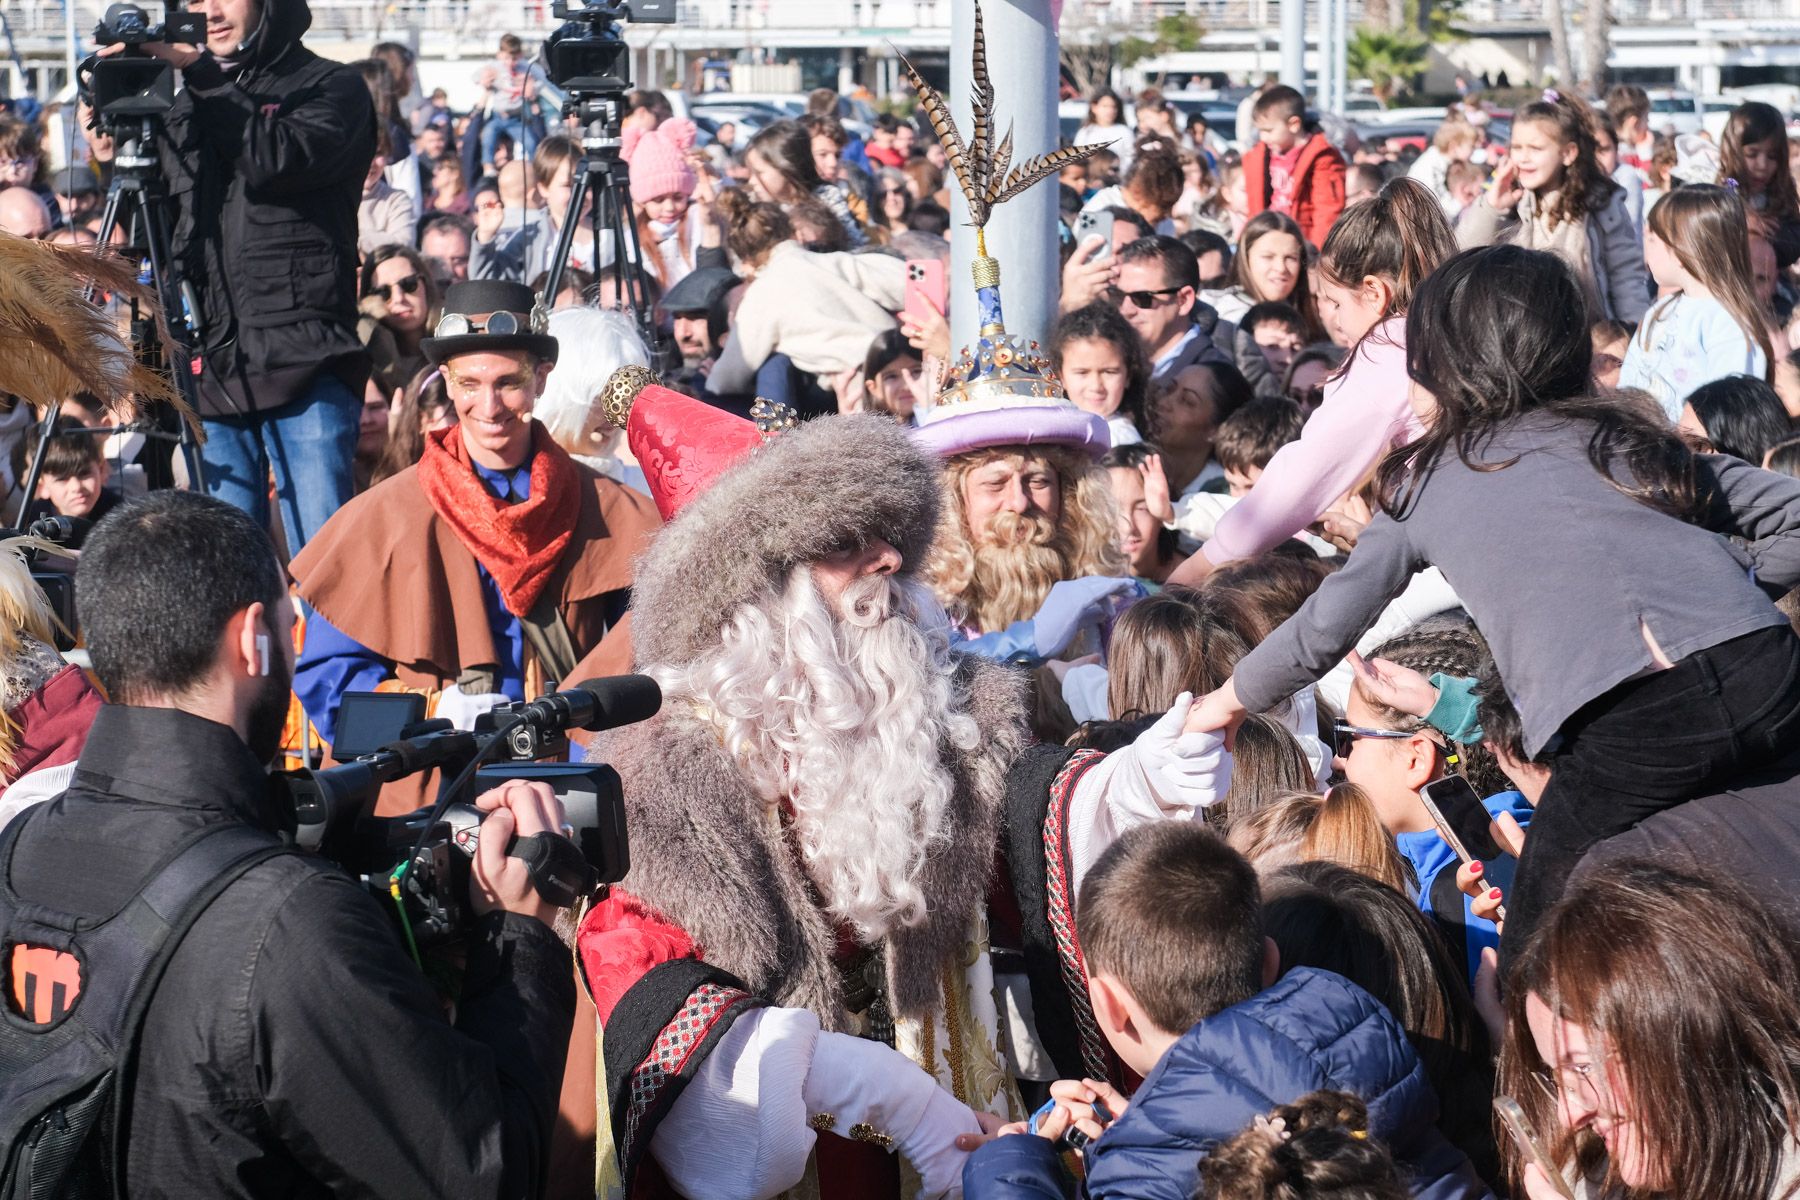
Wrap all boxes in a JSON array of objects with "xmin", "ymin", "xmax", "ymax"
[
  {"xmin": 8, "ymin": 491, "xmax": 575, "ymax": 1196},
  {"xmin": 101, "ymin": 0, "xmax": 375, "ymax": 552}
]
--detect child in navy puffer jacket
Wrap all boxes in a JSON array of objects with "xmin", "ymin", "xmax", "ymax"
[{"xmin": 963, "ymin": 823, "xmax": 1495, "ymax": 1200}]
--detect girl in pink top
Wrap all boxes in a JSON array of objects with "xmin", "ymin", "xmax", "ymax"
[{"xmin": 1169, "ymin": 178, "xmax": 1459, "ymax": 586}]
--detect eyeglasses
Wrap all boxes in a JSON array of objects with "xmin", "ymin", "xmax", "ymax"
[
  {"xmin": 372, "ymin": 274, "xmax": 423, "ymax": 302},
  {"xmin": 1105, "ymin": 285, "xmax": 1184, "ymax": 309},
  {"xmin": 0, "ymin": 156, "xmax": 37, "ymax": 170},
  {"xmin": 434, "ymin": 308, "xmax": 545, "ymax": 338},
  {"xmin": 1331, "ymin": 721, "xmax": 1417, "ymax": 760},
  {"xmin": 1531, "ymin": 1061, "xmax": 1602, "ymax": 1108}
]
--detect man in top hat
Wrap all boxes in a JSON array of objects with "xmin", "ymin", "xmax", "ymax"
[
  {"xmin": 290, "ymin": 280, "xmax": 660, "ymax": 814},
  {"xmin": 554, "ymin": 369, "xmax": 1232, "ymax": 1200}
]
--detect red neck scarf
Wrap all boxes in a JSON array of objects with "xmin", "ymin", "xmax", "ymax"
[{"xmin": 416, "ymin": 422, "xmax": 581, "ymax": 618}]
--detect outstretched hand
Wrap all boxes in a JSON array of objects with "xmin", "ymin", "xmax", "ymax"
[
  {"xmin": 1182, "ymin": 679, "xmax": 1246, "ymax": 748},
  {"xmin": 1347, "ymin": 651, "xmax": 1440, "ymax": 719},
  {"xmin": 1140, "ymin": 453, "xmax": 1174, "ymax": 523}
]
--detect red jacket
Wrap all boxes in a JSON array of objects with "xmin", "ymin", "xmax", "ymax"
[{"xmin": 1243, "ymin": 132, "xmax": 1347, "ymax": 247}]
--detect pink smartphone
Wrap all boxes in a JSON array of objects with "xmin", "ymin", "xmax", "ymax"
[{"xmin": 903, "ymin": 258, "xmax": 947, "ymax": 330}]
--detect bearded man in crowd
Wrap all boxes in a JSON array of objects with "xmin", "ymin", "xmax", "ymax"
[
  {"xmin": 915, "ymin": 362, "xmax": 1135, "ymax": 670},
  {"xmin": 560, "ymin": 372, "xmax": 1229, "ymax": 1199}
]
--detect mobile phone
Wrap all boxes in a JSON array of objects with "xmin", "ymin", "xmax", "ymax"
[
  {"xmin": 1493, "ymin": 1097, "xmax": 1574, "ymax": 1199},
  {"xmin": 1072, "ymin": 209, "xmax": 1116, "ymax": 260},
  {"xmin": 902, "ymin": 258, "xmax": 947, "ymax": 331},
  {"xmin": 332, "ymin": 691, "xmax": 428, "ymax": 761},
  {"xmin": 1419, "ymin": 774, "xmax": 1504, "ymax": 864}
]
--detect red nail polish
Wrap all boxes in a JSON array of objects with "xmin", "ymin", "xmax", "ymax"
[
  {"xmin": 1470, "ymin": 862, "xmax": 1483, "ymax": 877},
  {"xmin": 1489, "ymin": 888, "xmax": 1503, "ymax": 899}
]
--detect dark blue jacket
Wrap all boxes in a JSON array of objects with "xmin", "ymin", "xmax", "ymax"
[{"xmin": 964, "ymin": 968, "xmax": 1496, "ymax": 1200}]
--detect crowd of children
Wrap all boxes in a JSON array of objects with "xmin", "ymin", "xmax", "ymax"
[{"xmin": 24, "ymin": 45, "xmax": 1800, "ymax": 1200}]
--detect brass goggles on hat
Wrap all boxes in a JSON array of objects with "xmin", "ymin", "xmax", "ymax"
[{"xmin": 433, "ymin": 308, "xmax": 548, "ymax": 338}]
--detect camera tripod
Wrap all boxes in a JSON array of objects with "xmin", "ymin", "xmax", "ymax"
[
  {"xmin": 540, "ymin": 91, "xmax": 664, "ymax": 357},
  {"xmin": 20, "ymin": 113, "xmax": 206, "ymax": 513}
]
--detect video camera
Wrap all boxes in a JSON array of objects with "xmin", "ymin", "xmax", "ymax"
[
  {"xmin": 543, "ymin": 0, "xmax": 675, "ymax": 97},
  {"xmin": 81, "ymin": 2, "xmax": 205, "ymax": 124},
  {"xmin": 270, "ymin": 675, "xmax": 661, "ymax": 951}
]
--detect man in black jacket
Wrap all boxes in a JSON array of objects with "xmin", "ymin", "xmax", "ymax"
[
  {"xmin": 109, "ymin": 0, "xmax": 375, "ymax": 552},
  {"xmin": 9, "ymin": 491, "xmax": 576, "ymax": 1197}
]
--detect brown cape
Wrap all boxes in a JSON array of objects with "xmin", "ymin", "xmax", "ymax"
[{"xmin": 290, "ymin": 456, "xmax": 660, "ymax": 812}]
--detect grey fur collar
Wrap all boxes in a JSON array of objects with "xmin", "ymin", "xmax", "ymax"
[{"xmin": 592, "ymin": 653, "xmax": 1027, "ymax": 1023}]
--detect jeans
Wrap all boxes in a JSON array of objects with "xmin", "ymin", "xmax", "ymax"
[
  {"xmin": 481, "ymin": 113, "xmax": 535, "ymax": 166},
  {"xmin": 200, "ymin": 371, "xmax": 360, "ymax": 556},
  {"xmin": 1506, "ymin": 622, "xmax": 1800, "ymax": 954}
]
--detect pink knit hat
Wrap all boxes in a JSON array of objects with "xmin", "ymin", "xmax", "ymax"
[{"xmin": 623, "ymin": 118, "xmax": 698, "ymax": 204}]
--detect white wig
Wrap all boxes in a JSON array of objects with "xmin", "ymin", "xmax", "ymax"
[{"xmin": 538, "ymin": 306, "xmax": 652, "ymax": 473}]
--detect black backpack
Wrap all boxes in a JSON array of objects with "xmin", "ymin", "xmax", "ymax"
[{"xmin": 0, "ymin": 809, "xmax": 289, "ymax": 1199}]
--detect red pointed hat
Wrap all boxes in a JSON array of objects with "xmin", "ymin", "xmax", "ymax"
[{"xmin": 598, "ymin": 365, "xmax": 793, "ymax": 521}]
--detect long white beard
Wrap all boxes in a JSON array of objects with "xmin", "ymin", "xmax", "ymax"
[{"xmin": 653, "ymin": 569, "xmax": 980, "ymax": 943}]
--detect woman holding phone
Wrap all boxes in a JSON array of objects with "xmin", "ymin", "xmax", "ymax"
[{"xmin": 1500, "ymin": 858, "xmax": 1800, "ymax": 1198}]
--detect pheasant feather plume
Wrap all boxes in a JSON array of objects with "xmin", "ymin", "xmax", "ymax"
[{"xmin": 898, "ymin": 1, "xmax": 1107, "ymax": 228}]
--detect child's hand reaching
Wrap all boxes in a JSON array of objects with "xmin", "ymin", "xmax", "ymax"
[
  {"xmin": 1140, "ymin": 453, "xmax": 1174, "ymax": 523},
  {"xmin": 1030, "ymin": 1078, "xmax": 1129, "ymax": 1146},
  {"xmin": 1490, "ymin": 157, "xmax": 1523, "ymax": 212},
  {"xmin": 1347, "ymin": 651, "xmax": 1440, "ymax": 719}
]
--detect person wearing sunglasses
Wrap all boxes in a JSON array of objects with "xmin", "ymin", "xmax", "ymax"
[
  {"xmin": 1327, "ymin": 622, "xmax": 1534, "ymax": 988},
  {"xmin": 357, "ymin": 245, "xmax": 443, "ymax": 400},
  {"xmin": 1111, "ymin": 236, "xmax": 1234, "ymax": 387}
]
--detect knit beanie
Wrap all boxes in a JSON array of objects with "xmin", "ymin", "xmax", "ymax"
[{"xmin": 623, "ymin": 118, "xmax": 698, "ymax": 205}]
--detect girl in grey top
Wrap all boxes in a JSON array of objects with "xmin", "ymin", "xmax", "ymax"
[{"xmin": 1191, "ymin": 245, "xmax": 1800, "ymax": 948}]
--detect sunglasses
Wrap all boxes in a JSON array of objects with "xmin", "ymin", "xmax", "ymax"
[
  {"xmin": 1105, "ymin": 285, "xmax": 1184, "ymax": 308},
  {"xmin": 1331, "ymin": 721, "xmax": 1416, "ymax": 760},
  {"xmin": 372, "ymin": 274, "xmax": 423, "ymax": 302}
]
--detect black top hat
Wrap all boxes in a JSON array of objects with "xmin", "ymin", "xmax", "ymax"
[{"xmin": 421, "ymin": 279, "xmax": 559, "ymax": 366}]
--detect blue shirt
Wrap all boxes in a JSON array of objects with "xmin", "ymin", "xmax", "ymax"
[
  {"xmin": 294, "ymin": 460, "xmax": 532, "ymax": 744},
  {"xmin": 1395, "ymin": 788, "xmax": 1535, "ymax": 986}
]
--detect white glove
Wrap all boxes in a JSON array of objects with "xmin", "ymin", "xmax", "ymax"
[
  {"xmin": 434, "ymin": 684, "xmax": 509, "ymax": 731},
  {"xmin": 1132, "ymin": 693, "xmax": 1232, "ymax": 809}
]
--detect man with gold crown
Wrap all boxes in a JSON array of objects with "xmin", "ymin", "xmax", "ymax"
[{"xmin": 561, "ymin": 19, "xmax": 1235, "ymax": 1196}]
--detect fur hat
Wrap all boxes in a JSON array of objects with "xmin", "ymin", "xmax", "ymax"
[{"xmin": 629, "ymin": 412, "xmax": 943, "ymax": 668}]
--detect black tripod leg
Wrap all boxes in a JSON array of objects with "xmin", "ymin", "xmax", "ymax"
[
  {"xmin": 137, "ymin": 192, "xmax": 207, "ymax": 491},
  {"xmin": 542, "ymin": 169, "xmax": 591, "ymax": 305}
]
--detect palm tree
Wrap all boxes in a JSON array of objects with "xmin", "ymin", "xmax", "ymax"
[
  {"xmin": 1546, "ymin": 0, "xmax": 1576, "ymax": 87},
  {"xmin": 1581, "ymin": 0, "xmax": 1611, "ymax": 94},
  {"xmin": 1346, "ymin": 27, "xmax": 1429, "ymax": 105}
]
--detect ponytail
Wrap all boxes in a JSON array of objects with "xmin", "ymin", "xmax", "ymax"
[{"xmin": 1318, "ymin": 176, "xmax": 1457, "ymax": 367}]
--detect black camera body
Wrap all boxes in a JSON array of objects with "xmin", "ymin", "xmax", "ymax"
[
  {"xmin": 272, "ymin": 677, "xmax": 659, "ymax": 950},
  {"xmin": 84, "ymin": 2, "xmax": 206, "ymax": 123},
  {"xmin": 544, "ymin": 0, "xmax": 675, "ymax": 95}
]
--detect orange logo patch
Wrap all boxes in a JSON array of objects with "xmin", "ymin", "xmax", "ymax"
[{"xmin": 8, "ymin": 944, "xmax": 82, "ymax": 1025}]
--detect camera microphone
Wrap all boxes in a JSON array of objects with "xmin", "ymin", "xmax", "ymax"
[{"xmin": 511, "ymin": 674, "xmax": 662, "ymax": 734}]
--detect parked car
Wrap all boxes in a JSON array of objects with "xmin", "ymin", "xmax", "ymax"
[{"xmin": 1645, "ymin": 88, "xmax": 1703, "ymax": 137}]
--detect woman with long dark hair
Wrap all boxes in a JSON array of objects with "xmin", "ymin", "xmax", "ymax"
[
  {"xmin": 1191, "ymin": 244, "xmax": 1800, "ymax": 949},
  {"xmin": 744, "ymin": 119, "xmax": 866, "ymax": 247},
  {"xmin": 1501, "ymin": 859, "xmax": 1800, "ymax": 1198}
]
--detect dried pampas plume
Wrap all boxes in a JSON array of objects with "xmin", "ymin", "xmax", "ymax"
[{"xmin": 0, "ymin": 233, "xmax": 189, "ymax": 426}]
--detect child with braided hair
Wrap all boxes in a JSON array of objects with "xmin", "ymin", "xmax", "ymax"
[{"xmin": 1197, "ymin": 1091, "xmax": 1408, "ymax": 1200}]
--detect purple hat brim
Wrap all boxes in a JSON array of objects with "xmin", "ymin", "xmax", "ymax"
[{"xmin": 913, "ymin": 408, "xmax": 1111, "ymax": 461}]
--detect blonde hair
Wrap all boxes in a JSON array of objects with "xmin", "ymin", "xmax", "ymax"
[
  {"xmin": 1228, "ymin": 784, "xmax": 1412, "ymax": 895},
  {"xmin": 924, "ymin": 445, "xmax": 1126, "ymax": 633}
]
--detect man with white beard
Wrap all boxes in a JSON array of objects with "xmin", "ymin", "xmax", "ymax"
[{"xmin": 564, "ymin": 374, "xmax": 1230, "ymax": 1200}]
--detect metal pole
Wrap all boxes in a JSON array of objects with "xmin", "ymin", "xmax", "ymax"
[
  {"xmin": 950, "ymin": 0, "xmax": 1057, "ymax": 354},
  {"xmin": 1315, "ymin": 0, "xmax": 1331, "ymax": 111},
  {"xmin": 64, "ymin": 0, "xmax": 78, "ymax": 122},
  {"xmin": 1281, "ymin": 0, "xmax": 1306, "ymax": 93},
  {"xmin": 1333, "ymin": 0, "xmax": 1347, "ymax": 115}
]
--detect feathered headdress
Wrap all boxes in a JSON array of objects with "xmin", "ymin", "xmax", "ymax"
[
  {"xmin": 900, "ymin": 3, "xmax": 1112, "ymax": 461},
  {"xmin": 0, "ymin": 234, "xmax": 186, "ymax": 423}
]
